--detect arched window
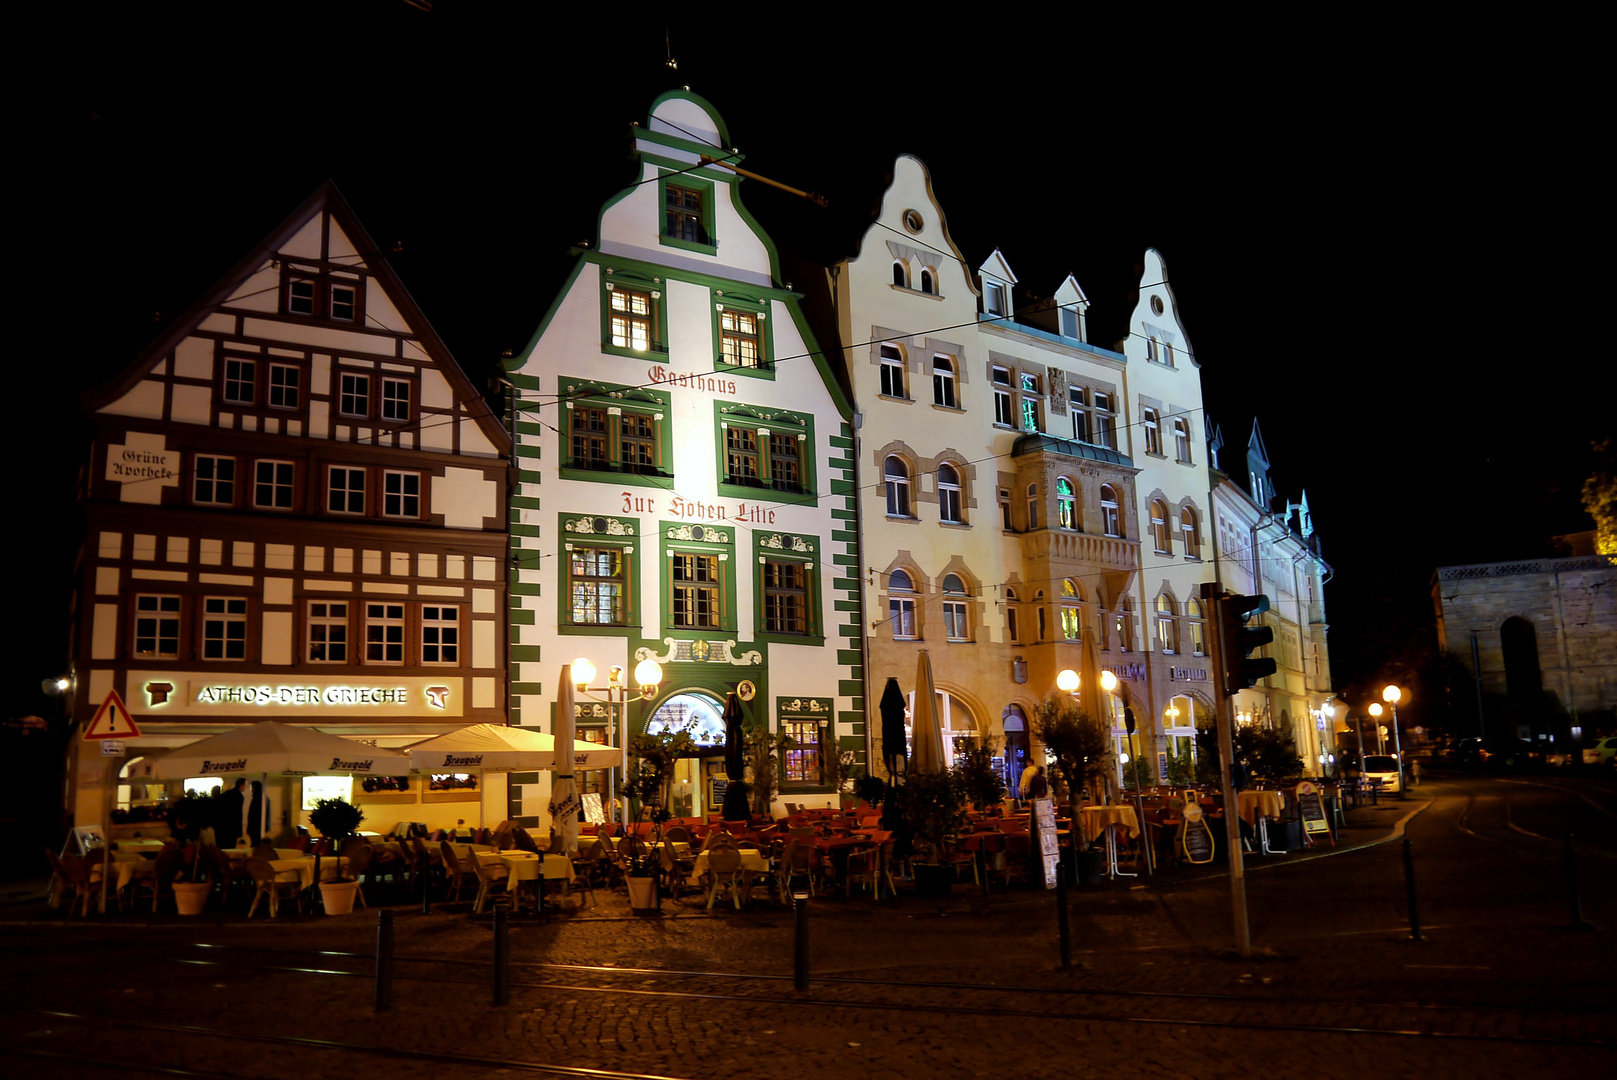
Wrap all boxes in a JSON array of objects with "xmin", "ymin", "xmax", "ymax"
[
  {"xmin": 942, "ymin": 573, "xmax": 969, "ymax": 642},
  {"xmin": 892, "ymin": 261, "xmax": 908, "ymax": 288},
  {"xmin": 1060, "ymin": 578, "xmax": 1082, "ymax": 641},
  {"xmin": 1156, "ymin": 594, "xmax": 1178, "ymax": 653},
  {"xmin": 1173, "ymin": 417, "xmax": 1192, "ymax": 463},
  {"xmin": 932, "ymin": 356, "xmax": 957, "ymax": 408},
  {"xmin": 1186, "ymin": 597, "xmax": 1206, "ymax": 656},
  {"xmin": 1005, "ymin": 587, "xmax": 1020, "ymax": 643},
  {"xmin": 1115, "ymin": 598, "xmax": 1134, "ymax": 653},
  {"xmin": 1026, "ymin": 483, "xmax": 1039, "ymax": 530},
  {"xmin": 888, "ymin": 568, "xmax": 916, "ymax": 640},
  {"xmin": 1056, "ymin": 477, "xmax": 1076, "ymax": 529},
  {"xmin": 1101, "ymin": 485, "xmax": 1121, "ymax": 537},
  {"xmin": 885, "ymin": 456, "xmax": 911, "ymax": 517},
  {"xmin": 920, "ymin": 268, "xmax": 935, "ymax": 294},
  {"xmin": 938, "ymin": 463, "xmax": 962, "ymax": 523},
  {"xmin": 1180, "ymin": 507, "xmax": 1201, "ymax": 559},
  {"xmin": 1151, "ymin": 499, "xmax": 1171, "ymax": 554}
]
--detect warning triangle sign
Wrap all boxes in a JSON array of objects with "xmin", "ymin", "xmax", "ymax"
[{"xmin": 84, "ymin": 690, "xmax": 141, "ymax": 740}]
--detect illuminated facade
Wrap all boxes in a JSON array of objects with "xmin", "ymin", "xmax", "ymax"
[
  {"xmin": 502, "ymin": 92, "xmax": 862, "ymax": 823},
  {"xmin": 1210, "ymin": 421, "xmax": 1334, "ymax": 774},
  {"xmin": 67, "ymin": 184, "xmax": 511, "ymax": 837}
]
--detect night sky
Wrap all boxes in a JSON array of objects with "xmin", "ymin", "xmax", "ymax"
[{"xmin": 27, "ymin": 6, "xmax": 1599, "ymax": 737}]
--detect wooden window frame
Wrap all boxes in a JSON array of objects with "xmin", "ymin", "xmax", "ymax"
[{"xmin": 306, "ymin": 600, "xmax": 350, "ymax": 664}]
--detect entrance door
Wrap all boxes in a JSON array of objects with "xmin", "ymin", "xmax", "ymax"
[{"xmin": 1003, "ymin": 705, "xmax": 1029, "ymax": 795}]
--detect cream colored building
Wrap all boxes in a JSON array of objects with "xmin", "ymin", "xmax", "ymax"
[{"xmin": 837, "ymin": 156, "xmax": 1185, "ymax": 789}]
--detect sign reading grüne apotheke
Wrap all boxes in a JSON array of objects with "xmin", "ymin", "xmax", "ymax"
[{"xmin": 126, "ymin": 673, "xmax": 463, "ymax": 717}]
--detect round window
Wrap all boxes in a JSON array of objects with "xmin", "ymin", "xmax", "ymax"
[
  {"xmin": 903, "ymin": 209, "xmax": 924, "ymax": 233},
  {"xmin": 1150, "ymin": 295, "xmax": 1164, "ymax": 316}
]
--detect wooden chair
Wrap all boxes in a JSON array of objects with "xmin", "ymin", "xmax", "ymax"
[
  {"xmin": 779, "ymin": 840, "xmax": 818, "ymax": 897},
  {"xmin": 469, "ymin": 852, "xmax": 508, "ymax": 914},
  {"xmin": 658, "ymin": 844, "xmax": 694, "ymax": 900},
  {"xmin": 943, "ymin": 840, "xmax": 979, "ymax": 886},
  {"xmin": 252, "ymin": 842, "xmax": 278, "ymax": 860},
  {"xmin": 54, "ymin": 853, "xmax": 95, "ymax": 916},
  {"xmin": 440, "ymin": 842, "xmax": 476, "ymax": 903},
  {"xmin": 344, "ymin": 842, "xmax": 375, "ymax": 908},
  {"xmin": 843, "ymin": 845, "xmax": 879, "ymax": 899},
  {"xmin": 705, "ymin": 845, "xmax": 744, "ymax": 910},
  {"xmin": 245, "ymin": 858, "xmax": 303, "ymax": 918},
  {"xmin": 132, "ymin": 848, "xmax": 185, "ymax": 913},
  {"xmin": 664, "ymin": 825, "xmax": 693, "ymax": 845}
]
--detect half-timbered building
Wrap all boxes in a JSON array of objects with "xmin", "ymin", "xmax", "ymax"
[{"xmin": 67, "ymin": 184, "xmax": 511, "ymax": 840}]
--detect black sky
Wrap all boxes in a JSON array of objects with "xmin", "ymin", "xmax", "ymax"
[{"xmin": 29, "ymin": 5, "xmax": 1601, "ymax": 730}]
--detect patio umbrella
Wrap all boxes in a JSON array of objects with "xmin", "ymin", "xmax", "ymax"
[
  {"xmin": 548, "ymin": 665, "xmax": 583, "ymax": 855},
  {"xmin": 1080, "ymin": 632, "xmax": 1117, "ymax": 805},
  {"xmin": 910, "ymin": 650, "xmax": 947, "ymax": 775},
  {"xmin": 879, "ymin": 677, "xmax": 908, "ymax": 780},
  {"xmin": 134, "ymin": 720, "xmax": 411, "ymax": 779},
  {"xmin": 405, "ymin": 721, "xmax": 614, "ymax": 831},
  {"xmin": 720, "ymin": 691, "xmax": 750, "ymax": 821}
]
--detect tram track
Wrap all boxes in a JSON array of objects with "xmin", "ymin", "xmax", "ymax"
[{"xmin": 6, "ymin": 935, "xmax": 1610, "ymax": 1048}]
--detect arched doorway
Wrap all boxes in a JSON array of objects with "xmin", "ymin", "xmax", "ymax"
[
  {"xmin": 644, "ymin": 691, "xmax": 728, "ymax": 819},
  {"xmin": 1003, "ymin": 705, "xmax": 1030, "ymax": 793}
]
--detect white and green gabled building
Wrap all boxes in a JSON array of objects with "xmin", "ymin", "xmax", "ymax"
[{"xmin": 502, "ymin": 91, "xmax": 863, "ymax": 825}]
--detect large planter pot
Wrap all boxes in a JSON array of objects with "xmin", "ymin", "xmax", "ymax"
[
  {"xmin": 1270, "ymin": 820, "xmax": 1303, "ymax": 853},
  {"xmin": 319, "ymin": 879, "xmax": 359, "ymax": 916},
  {"xmin": 912, "ymin": 863, "xmax": 953, "ymax": 898},
  {"xmin": 173, "ymin": 881, "xmax": 210, "ymax": 916},
  {"xmin": 626, "ymin": 874, "xmax": 659, "ymax": 913},
  {"xmin": 1076, "ymin": 848, "xmax": 1108, "ymax": 884}
]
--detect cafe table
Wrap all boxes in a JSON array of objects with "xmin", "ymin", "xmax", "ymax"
[
  {"xmin": 1236, "ymin": 790, "xmax": 1286, "ymax": 854},
  {"xmin": 1078, "ymin": 805, "xmax": 1140, "ymax": 879}
]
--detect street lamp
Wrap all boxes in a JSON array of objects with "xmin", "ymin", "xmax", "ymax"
[
  {"xmin": 1383, "ymin": 684, "xmax": 1406, "ymax": 799},
  {"xmin": 572, "ymin": 656, "xmax": 664, "ymax": 827},
  {"xmin": 1056, "ymin": 668, "xmax": 1079, "ymax": 695},
  {"xmin": 1368, "ymin": 702, "xmax": 1385, "ymax": 754}
]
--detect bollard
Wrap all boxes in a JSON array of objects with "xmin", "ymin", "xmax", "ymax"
[
  {"xmin": 492, "ymin": 894, "xmax": 511, "ymax": 1005},
  {"xmin": 1056, "ymin": 871, "xmax": 1072, "ymax": 970},
  {"xmin": 792, "ymin": 890, "xmax": 810, "ymax": 992},
  {"xmin": 1564, "ymin": 832, "xmax": 1586, "ymax": 928},
  {"xmin": 1402, "ymin": 837, "xmax": 1421, "ymax": 941},
  {"xmin": 374, "ymin": 909, "xmax": 394, "ymax": 1011}
]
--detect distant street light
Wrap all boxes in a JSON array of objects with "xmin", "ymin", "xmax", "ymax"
[
  {"xmin": 1369, "ymin": 702, "xmax": 1385, "ymax": 754},
  {"xmin": 1383, "ymin": 684, "xmax": 1406, "ymax": 799}
]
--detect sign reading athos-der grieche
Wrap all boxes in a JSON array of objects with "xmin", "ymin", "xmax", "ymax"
[{"xmin": 127, "ymin": 672, "xmax": 463, "ymax": 717}]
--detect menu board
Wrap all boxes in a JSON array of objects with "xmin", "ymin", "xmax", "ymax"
[
  {"xmin": 1178, "ymin": 802, "xmax": 1215, "ymax": 865},
  {"xmin": 581, "ymin": 792, "xmax": 605, "ymax": 824},
  {"xmin": 1295, "ymin": 781, "xmax": 1330, "ymax": 837},
  {"xmin": 1033, "ymin": 797, "xmax": 1060, "ymax": 889}
]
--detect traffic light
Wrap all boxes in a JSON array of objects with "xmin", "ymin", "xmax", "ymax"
[{"xmin": 1219, "ymin": 593, "xmax": 1276, "ymax": 693}]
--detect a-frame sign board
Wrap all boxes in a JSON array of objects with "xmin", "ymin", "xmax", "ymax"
[{"xmin": 83, "ymin": 690, "xmax": 140, "ymax": 740}]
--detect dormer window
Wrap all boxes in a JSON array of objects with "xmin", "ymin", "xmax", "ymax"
[
  {"xmin": 893, "ymin": 261, "xmax": 909, "ymax": 288},
  {"xmin": 920, "ymin": 268, "xmax": 935, "ymax": 294},
  {"xmin": 282, "ymin": 267, "xmax": 365, "ymax": 324},
  {"xmin": 985, "ymin": 282, "xmax": 1007, "ymax": 316},
  {"xmin": 665, "ymin": 182, "xmax": 708, "ymax": 244}
]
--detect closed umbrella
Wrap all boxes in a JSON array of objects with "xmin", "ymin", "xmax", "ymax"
[
  {"xmin": 879, "ymin": 677, "xmax": 908, "ymax": 780},
  {"xmin": 1080, "ymin": 632, "xmax": 1117, "ymax": 804},
  {"xmin": 720, "ymin": 692, "xmax": 750, "ymax": 821},
  {"xmin": 548, "ymin": 664, "xmax": 583, "ymax": 856},
  {"xmin": 910, "ymin": 650, "xmax": 947, "ymax": 775}
]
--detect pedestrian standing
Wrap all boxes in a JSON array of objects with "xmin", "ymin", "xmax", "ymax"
[
  {"xmin": 1019, "ymin": 760, "xmax": 1041, "ymax": 802},
  {"xmin": 1026, "ymin": 765, "xmax": 1049, "ymax": 800},
  {"xmin": 245, "ymin": 781, "xmax": 270, "ymax": 846},
  {"xmin": 217, "ymin": 779, "xmax": 246, "ymax": 848}
]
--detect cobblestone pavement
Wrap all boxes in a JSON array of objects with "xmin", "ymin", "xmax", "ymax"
[{"xmin": 3, "ymin": 774, "xmax": 1612, "ymax": 1079}]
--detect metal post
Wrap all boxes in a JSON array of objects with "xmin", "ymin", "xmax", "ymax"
[
  {"xmin": 1203, "ymin": 584, "xmax": 1251, "ymax": 958},
  {"xmin": 1564, "ymin": 832, "xmax": 1586, "ymax": 928},
  {"xmin": 793, "ymin": 890, "xmax": 810, "ymax": 991},
  {"xmin": 492, "ymin": 894, "xmax": 510, "ymax": 1005},
  {"xmin": 1402, "ymin": 838, "xmax": 1421, "ymax": 941},
  {"xmin": 1055, "ymin": 868, "xmax": 1072, "ymax": 969},
  {"xmin": 1390, "ymin": 702, "xmax": 1406, "ymax": 800},
  {"xmin": 374, "ymin": 909, "xmax": 394, "ymax": 1011}
]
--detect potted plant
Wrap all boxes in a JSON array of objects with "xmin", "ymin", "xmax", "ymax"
[
  {"xmin": 743, "ymin": 725, "xmax": 795, "ymax": 816},
  {"xmin": 626, "ymin": 719, "xmax": 696, "ymax": 909},
  {"xmin": 955, "ymin": 737, "xmax": 1008, "ymax": 812},
  {"xmin": 167, "ymin": 791, "xmax": 212, "ymax": 915},
  {"xmin": 892, "ymin": 768, "xmax": 968, "ymax": 897},
  {"xmin": 1034, "ymin": 693, "xmax": 1114, "ymax": 883},
  {"xmin": 853, "ymin": 773, "xmax": 888, "ymax": 818},
  {"xmin": 308, "ymin": 796, "xmax": 364, "ymax": 915}
]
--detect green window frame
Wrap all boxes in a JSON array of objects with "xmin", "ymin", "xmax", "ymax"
[
  {"xmin": 714, "ymin": 403, "xmax": 816, "ymax": 507},
  {"xmin": 599, "ymin": 269, "xmax": 669, "ymax": 360},
  {"xmin": 659, "ymin": 522, "xmax": 736, "ymax": 636},
  {"xmin": 752, "ymin": 531, "xmax": 823, "ymax": 646},
  {"xmin": 557, "ymin": 514, "xmax": 641, "ymax": 638},
  {"xmin": 710, "ymin": 291, "xmax": 774, "ymax": 379},
  {"xmin": 659, "ymin": 171, "xmax": 717, "ymax": 256},
  {"xmin": 778, "ymin": 697, "xmax": 834, "ymax": 792},
  {"xmin": 558, "ymin": 377, "xmax": 673, "ymax": 489}
]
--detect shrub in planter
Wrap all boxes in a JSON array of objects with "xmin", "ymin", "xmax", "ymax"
[
  {"xmin": 956, "ymin": 737, "xmax": 1008, "ymax": 811},
  {"xmin": 308, "ymin": 797, "xmax": 364, "ymax": 847},
  {"xmin": 893, "ymin": 769, "xmax": 967, "ymax": 866}
]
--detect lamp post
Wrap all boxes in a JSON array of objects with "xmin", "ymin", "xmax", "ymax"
[
  {"xmin": 1383, "ymin": 685, "xmax": 1405, "ymax": 799},
  {"xmin": 1368, "ymin": 702, "xmax": 1385, "ymax": 754},
  {"xmin": 572, "ymin": 657, "xmax": 663, "ymax": 827}
]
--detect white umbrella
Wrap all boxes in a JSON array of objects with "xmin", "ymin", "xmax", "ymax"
[
  {"xmin": 404, "ymin": 721, "xmax": 611, "ymax": 832},
  {"xmin": 910, "ymin": 650, "xmax": 947, "ymax": 775},
  {"xmin": 132, "ymin": 720, "xmax": 410, "ymax": 779},
  {"xmin": 548, "ymin": 665, "xmax": 583, "ymax": 855}
]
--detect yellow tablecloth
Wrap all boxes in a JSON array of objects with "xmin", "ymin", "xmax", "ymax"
[
  {"xmin": 690, "ymin": 848, "xmax": 769, "ymax": 879},
  {"xmin": 1078, "ymin": 805, "xmax": 1140, "ymax": 843},
  {"xmin": 225, "ymin": 847, "xmax": 305, "ymax": 861},
  {"xmin": 604, "ymin": 837, "xmax": 692, "ymax": 859},
  {"xmin": 1237, "ymin": 790, "xmax": 1286, "ymax": 827}
]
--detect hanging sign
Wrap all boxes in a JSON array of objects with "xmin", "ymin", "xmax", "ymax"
[
  {"xmin": 1178, "ymin": 801, "xmax": 1215, "ymax": 864},
  {"xmin": 581, "ymin": 792, "xmax": 605, "ymax": 825},
  {"xmin": 1296, "ymin": 781, "xmax": 1331, "ymax": 840},
  {"xmin": 83, "ymin": 690, "xmax": 140, "ymax": 740},
  {"xmin": 1034, "ymin": 797, "xmax": 1060, "ymax": 889}
]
